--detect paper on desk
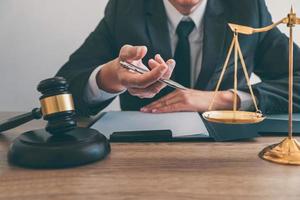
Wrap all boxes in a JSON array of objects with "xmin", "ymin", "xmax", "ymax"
[{"xmin": 91, "ymin": 111, "xmax": 209, "ymax": 138}]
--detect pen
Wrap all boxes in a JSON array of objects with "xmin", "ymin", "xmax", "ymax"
[{"xmin": 120, "ymin": 61, "xmax": 188, "ymax": 90}]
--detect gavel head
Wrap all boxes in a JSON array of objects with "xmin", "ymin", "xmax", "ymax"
[{"xmin": 37, "ymin": 77, "xmax": 77, "ymax": 135}]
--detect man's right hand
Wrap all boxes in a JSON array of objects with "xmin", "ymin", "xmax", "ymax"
[{"xmin": 96, "ymin": 45, "xmax": 175, "ymax": 98}]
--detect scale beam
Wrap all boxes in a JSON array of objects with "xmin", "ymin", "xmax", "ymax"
[
  {"xmin": 228, "ymin": 8, "xmax": 300, "ymax": 35},
  {"xmin": 228, "ymin": 18, "xmax": 287, "ymax": 35}
]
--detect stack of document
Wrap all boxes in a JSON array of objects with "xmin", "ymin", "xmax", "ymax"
[
  {"xmin": 90, "ymin": 112, "xmax": 300, "ymax": 142},
  {"xmin": 91, "ymin": 111, "xmax": 209, "ymax": 139}
]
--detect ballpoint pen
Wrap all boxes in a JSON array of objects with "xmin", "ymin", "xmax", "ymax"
[{"xmin": 120, "ymin": 61, "xmax": 188, "ymax": 90}]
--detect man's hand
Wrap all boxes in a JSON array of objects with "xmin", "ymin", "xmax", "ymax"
[
  {"xmin": 141, "ymin": 89, "xmax": 239, "ymax": 113},
  {"xmin": 96, "ymin": 45, "xmax": 175, "ymax": 98}
]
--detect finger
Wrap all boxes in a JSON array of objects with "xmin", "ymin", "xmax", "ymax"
[
  {"xmin": 155, "ymin": 54, "xmax": 165, "ymax": 65},
  {"xmin": 153, "ymin": 55, "xmax": 175, "ymax": 70},
  {"xmin": 147, "ymin": 59, "xmax": 169, "ymax": 87},
  {"xmin": 141, "ymin": 58, "xmax": 175, "ymax": 92},
  {"xmin": 148, "ymin": 55, "xmax": 170, "ymax": 73},
  {"xmin": 119, "ymin": 45, "xmax": 148, "ymax": 62},
  {"xmin": 166, "ymin": 58, "xmax": 176, "ymax": 68},
  {"xmin": 152, "ymin": 102, "xmax": 188, "ymax": 113},
  {"xmin": 147, "ymin": 54, "xmax": 163, "ymax": 70},
  {"xmin": 124, "ymin": 58, "xmax": 168, "ymax": 88},
  {"xmin": 155, "ymin": 55, "xmax": 176, "ymax": 79},
  {"xmin": 119, "ymin": 63, "xmax": 168, "ymax": 88},
  {"xmin": 143, "ymin": 91, "xmax": 179, "ymax": 110},
  {"xmin": 141, "ymin": 90, "xmax": 180, "ymax": 111},
  {"xmin": 148, "ymin": 58, "xmax": 168, "ymax": 71},
  {"xmin": 163, "ymin": 59, "xmax": 175, "ymax": 79},
  {"xmin": 119, "ymin": 59, "xmax": 167, "ymax": 88},
  {"xmin": 166, "ymin": 59, "xmax": 176, "ymax": 72},
  {"xmin": 145, "ymin": 96, "xmax": 181, "ymax": 112},
  {"xmin": 148, "ymin": 56, "xmax": 176, "ymax": 79},
  {"xmin": 141, "ymin": 58, "xmax": 175, "ymax": 94}
]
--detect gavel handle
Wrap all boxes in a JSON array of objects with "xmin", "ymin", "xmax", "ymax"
[{"xmin": 0, "ymin": 108, "xmax": 42, "ymax": 132}]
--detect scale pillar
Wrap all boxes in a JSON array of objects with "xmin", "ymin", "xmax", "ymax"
[{"xmin": 259, "ymin": 7, "xmax": 300, "ymax": 165}]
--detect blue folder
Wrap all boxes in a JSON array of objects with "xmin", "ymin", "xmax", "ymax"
[{"xmin": 257, "ymin": 114, "xmax": 300, "ymax": 135}]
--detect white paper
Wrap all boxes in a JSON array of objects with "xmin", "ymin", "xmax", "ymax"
[{"xmin": 91, "ymin": 111, "xmax": 209, "ymax": 139}]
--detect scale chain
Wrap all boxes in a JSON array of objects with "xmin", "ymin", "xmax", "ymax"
[
  {"xmin": 208, "ymin": 37, "xmax": 236, "ymax": 111},
  {"xmin": 235, "ymin": 36, "xmax": 260, "ymax": 113}
]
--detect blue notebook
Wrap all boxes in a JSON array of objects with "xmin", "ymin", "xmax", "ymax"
[{"xmin": 257, "ymin": 114, "xmax": 300, "ymax": 134}]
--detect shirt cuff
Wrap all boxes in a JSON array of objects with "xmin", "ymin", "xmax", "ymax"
[
  {"xmin": 230, "ymin": 89, "xmax": 255, "ymax": 111},
  {"xmin": 84, "ymin": 65, "xmax": 125, "ymax": 104}
]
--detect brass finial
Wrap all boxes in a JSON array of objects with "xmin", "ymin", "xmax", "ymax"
[{"xmin": 291, "ymin": 5, "xmax": 294, "ymax": 14}]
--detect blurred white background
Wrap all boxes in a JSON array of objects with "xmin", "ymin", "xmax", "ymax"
[{"xmin": 0, "ymin": 0, "xmax": 299, "ymax": 111}]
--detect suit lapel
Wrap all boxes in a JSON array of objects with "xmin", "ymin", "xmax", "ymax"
[
  {"xmin": 144, "ymin": 0, "xmax": 172, "ymax": 60},
  {"xmin": 195, "ymin": 0, "xmax": 227, "ymax": 90}
]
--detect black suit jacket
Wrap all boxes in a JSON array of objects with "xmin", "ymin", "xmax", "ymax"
[{"xmin": 57, "ymin": 0, "xmax": 300, "ymax": 116}]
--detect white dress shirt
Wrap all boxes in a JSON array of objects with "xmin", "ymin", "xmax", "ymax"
[
  {"xmin": 163, "ymin": 0, "xmax": 206, "ymax": 87},
  {"xmin": 84, "ymin": 0, "xmax": 254, "ymax": 110}
]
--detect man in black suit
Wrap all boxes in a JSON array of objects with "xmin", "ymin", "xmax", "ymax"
[{"xmin": 57, "ymin": 0, "xmax": 300, "ymax": 116}]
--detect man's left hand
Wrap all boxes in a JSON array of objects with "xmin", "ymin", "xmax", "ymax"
[{"xmin": 141, "ymin": 89, "xmax": 238, "ymax": 113}]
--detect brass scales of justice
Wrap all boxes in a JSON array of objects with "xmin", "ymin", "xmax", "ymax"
[{"xmin": 202, "ymin": 7, "xmax": 300, "ymax": 165}]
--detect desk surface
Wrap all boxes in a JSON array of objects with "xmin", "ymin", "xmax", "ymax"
[{"xmin": 0, "ymin": 112, "xmax": 300, "ymax": 200}]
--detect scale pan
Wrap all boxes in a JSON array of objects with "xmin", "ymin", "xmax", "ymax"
[{"xmin": 202, "ymin": 110, "xmax": 265, "ymax": 124}]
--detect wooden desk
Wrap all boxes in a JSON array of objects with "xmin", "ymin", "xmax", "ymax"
[{"xmin": 0, "ymin": 112, "xmax": 300, "ymax": 200}]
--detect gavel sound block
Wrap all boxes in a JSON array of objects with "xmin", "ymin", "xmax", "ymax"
[{"xmin": 5, "ymin": 77, "xmax": 110, "ymax": 168}]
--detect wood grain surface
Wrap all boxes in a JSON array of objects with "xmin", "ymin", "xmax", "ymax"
[{"xmin": 0, "ymin": 112, "xmax": 300, "ymax": 200}]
